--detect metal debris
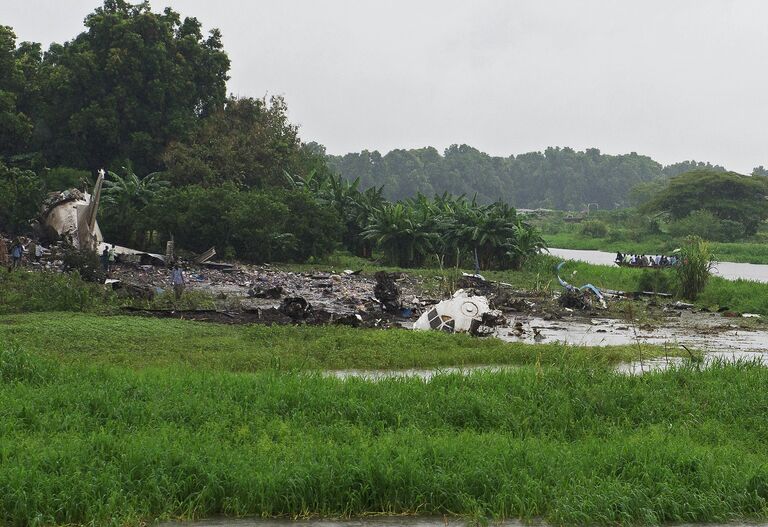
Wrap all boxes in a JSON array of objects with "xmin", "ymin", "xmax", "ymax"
[{"xmin": 413, "ymin": 289, "xmax": 492, "ymax": 334}]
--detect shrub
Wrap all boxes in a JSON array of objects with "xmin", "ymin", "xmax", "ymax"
[
  {"xmin": 668, "ymin": 210, "xmax": 746, "ymax": 242},
  {"xmin": 580, "ymin": 220, "xmax": 608, "ymax": 238},
  {"xmin": 0, "ymin": 270, "xmax": 114, "ymax": 314},
  {"xmin": 637, "ymin": 269, "xmax": 674, "ymax": 294},
  {"xmin": 60, "ymin": 243, "xmax": 106, "ymax": 282},
  {"xmin": 674, "ymin": 236, "xmax": 714, "ymax": 300}
]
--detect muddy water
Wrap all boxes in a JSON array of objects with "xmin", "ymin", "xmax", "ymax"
[
  {"xmin": 324, "ymin": 310, "xmax": 768, "ymax": 381},
  {"xmin": 496, "ymin": 312, "xmax": 768, "ymax": 353},
  {"xmin": 548, "ymin": 247, "xmax": 768, "ymax": 283}
]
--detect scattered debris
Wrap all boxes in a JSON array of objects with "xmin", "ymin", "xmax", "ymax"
[
  {"xmin": 248, "ymin": 285, "xmax": 284, "ymax": 299},
  {"xmin": 98, "ymin": 242, "xmax": 165, "ymax": 266},
  {"xmin": 374, "ymin": 271, "xmax": 401, "ymax": 313},
  {"xmin": 413, "ymin": 289, "xmax": 503, "ymax": 335},
  {"xmin": 556, "ymin": 262, "xmax": 607, "ymax": 309},
  {"xmin": 194, "ymin": 247, "xmax": 217, "ymax": 265},
  {"xmin": 280, "ymin": 296, "xmax": 313, "ymax": 320}
]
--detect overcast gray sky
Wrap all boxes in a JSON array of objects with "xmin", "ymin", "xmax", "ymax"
[{"xmin": 5, "ymin": 0, "xmax": 767, "ymax": 172}]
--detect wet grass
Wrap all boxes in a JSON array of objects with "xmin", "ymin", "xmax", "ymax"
[
  {"xmin": 1, "ymin": 339, "xmax": 767, "ymax": 526},
  {"xmin": 0, "ymin": 269, "xmax": 115, "ymax": 314},
  {"xmin": 0, "ymin": 313, "xmax": 680, "ymax": 372}
]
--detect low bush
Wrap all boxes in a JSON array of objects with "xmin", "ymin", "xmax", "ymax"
[
  {"xmin": 637, "ymin": 269, "xmax": 674, "ymax": 294},
  {"xmin": 60, "ymin": 243, "xmax": 106, "ymax": 282},
  {"xmin": 668, "ymin": 209, "xmax": 746, "ymax": 242},
  {"xmin": 580, "ymin": 220, "xmax": 609, "ymax": 238},
  {"xmin": 0, "ymin": 270, "xmax": 115, "ymax": 314}
]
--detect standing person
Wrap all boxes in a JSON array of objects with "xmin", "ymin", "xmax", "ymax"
[
  {"xmin": 34, "ymin": 243, "xmax": 44, "ymax": 263},
  {"xmin": 171, "ymin": 263, "xmax": 185, "ymax": 300},
  {"xmin": 101, "ymin": 246, "xmax": 110, "ymax": 271},
  {"xmin": 9, "ymin": 239, "xmax": 24, "ymax": 271},
  {"xmin": 108, "ymin": 245, "xmax": 116, "ymax": 270}
]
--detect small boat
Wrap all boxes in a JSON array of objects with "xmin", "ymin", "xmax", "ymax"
[{"xmin": 614, "ymin": 258, "xmax": 678, "ymax": 269}]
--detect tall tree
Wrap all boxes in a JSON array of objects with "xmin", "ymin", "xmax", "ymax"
[
  {"xmin": 0, "ymin": 26, "xmax": 33, "ymax": 159},
  {"xmin": 163, "ymin": 96, "xmax": 308, "ymax": 188},
  {"xmin": 35, "ymin": 0, "xmax": 229, "ymax": 173},
  {"xmin": 642, "ymin": 169, "xmax": 768, "ymax": 235}
]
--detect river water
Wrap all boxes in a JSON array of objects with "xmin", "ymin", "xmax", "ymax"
[{"xmin": 548, "ymin": 248, "xmax": 768, "ymax": 283}]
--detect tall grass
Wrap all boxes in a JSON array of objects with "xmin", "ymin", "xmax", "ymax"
[
  {"xmin": 674, "ymin": 237, "xmax": 714, "ymax": 300},
  {"xmin": 0, "ymin": 341, "xmax": 767, "ymax": 526},
  {"xmin": 0, "ymin": 313, "xmax": 681, "ymax": 372},
  {"xmin": 0, "ymin": 270, "xmax": 115, "ymax": 314}
]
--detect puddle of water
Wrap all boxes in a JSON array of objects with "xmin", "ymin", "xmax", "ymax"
[
  {"xmin": 325, "ymin": 364, "xmax": 517, "ymax": 381},
  {"xmin": 496, "ymin": 313, "xmax": 768, "ymax": 353},
  {"xmin": 617, "ymin": 351, "xmax": 767, "ymax": 375}
]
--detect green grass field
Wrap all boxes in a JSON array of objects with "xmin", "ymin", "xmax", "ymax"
[
  {"xmin": 1, "ymin": 315, "xmax": 767, "ymax": 526},
  {"xmin": 0, "ymin": 313, "xmax": 677, "ymax": 371}
]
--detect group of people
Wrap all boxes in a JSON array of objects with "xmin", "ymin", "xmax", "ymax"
[
  {"xmin": 3, "ymin": 238, "xmax": 44, "ymax": 272},
  {"xmin": 100, "ymin": 245, "xmax": 116, "ymax": 272},
  {"xmin": 615, "ymin": 252, "xmax": 679, "ymax": 268}
]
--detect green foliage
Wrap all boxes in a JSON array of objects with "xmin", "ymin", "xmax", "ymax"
[
  {"xmin": 0, "ymin": 26, "xmax": 33, "ymax": 158},
  {"xmin": 60, "ymin": 243, "xmax": 106, "ymax": 283},
  {"xmin": 329, "ymin": 146, "xmax": 682, "ymax": 210},
  {"xmin": 362, "ymin": 202, "xmax": 436, "ymax": 267},
  {"xmin": 668, "ymin": 209, "xmax": 746, "ymax": 242},
  {"xmin": 100, "ymin": 167, "xmax": 169, "ymax": 247},
  {"xmin": 163, "ymin": 96, "xmax": 311, "ymax": 188},
  {"xmin": 42, "ymin": 166, "xmax": 91, "ymax": 190},
  {"xmin": 151, "ymin": 185, "xmax": 342, "ymax": 263},
  {"xmin": 580, "ymin": 219, "xmax": 609, "ymax": 238},
  {"xmin": 674, "ymin": 237, "xmax": 714, "ymax": 300},
  {"xmin": 637, "ymin": 269, "xmax": 674, "ymax": 294},
  {"xmin": 13, "ymin": 1, "xmax": 230, "ymax": 173},
  {"xmin": 0, "ymin": 270, "xmax": 114, "ymax": 314},
  {"xmin": 696, "ymin": 277, "xmax": 768, "ymax": 315},
  {"xmin": 0, "ymin": 161, "xmax": 44, "ymax": 234},
  {"xmin": 643, "ymin": 169, "xmax": 768, "ymax": 235}
]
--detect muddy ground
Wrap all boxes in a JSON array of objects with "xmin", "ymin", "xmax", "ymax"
[
  {"xmin": 101, "ymin": 259, "xmax": 768, "ymax": 353},
  {"xmin": 9, "ymin": 238, "xmax": 766, "ymax": 351}
]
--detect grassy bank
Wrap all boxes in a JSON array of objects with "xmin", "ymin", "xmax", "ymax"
[
  {"xmin": 0, "ymin": 313, "xmax": 676, "ymax": 371},
  {"xmin": 1, "ymin": 335, "xmax": 767, "ymax": 526},
  {"xmin": 544, "ymin": 231, "xmax": 768, "ymax": 265}
]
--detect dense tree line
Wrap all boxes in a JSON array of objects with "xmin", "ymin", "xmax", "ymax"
[
  {"xmin": 327, "ymin": 147, "xmax": 754, "ymax": 210},
  {"xmin": 2, "ymin": 1, "xmax": 764, "ymax": 269},
  {"xmin": 641, "ymin": 169, "xmax": 768, "ymax": 236}
]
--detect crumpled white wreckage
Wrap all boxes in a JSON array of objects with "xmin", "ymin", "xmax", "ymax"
[{"xmin": 413, "ymin": 289, "xmax": 491, "ymax": 333}]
